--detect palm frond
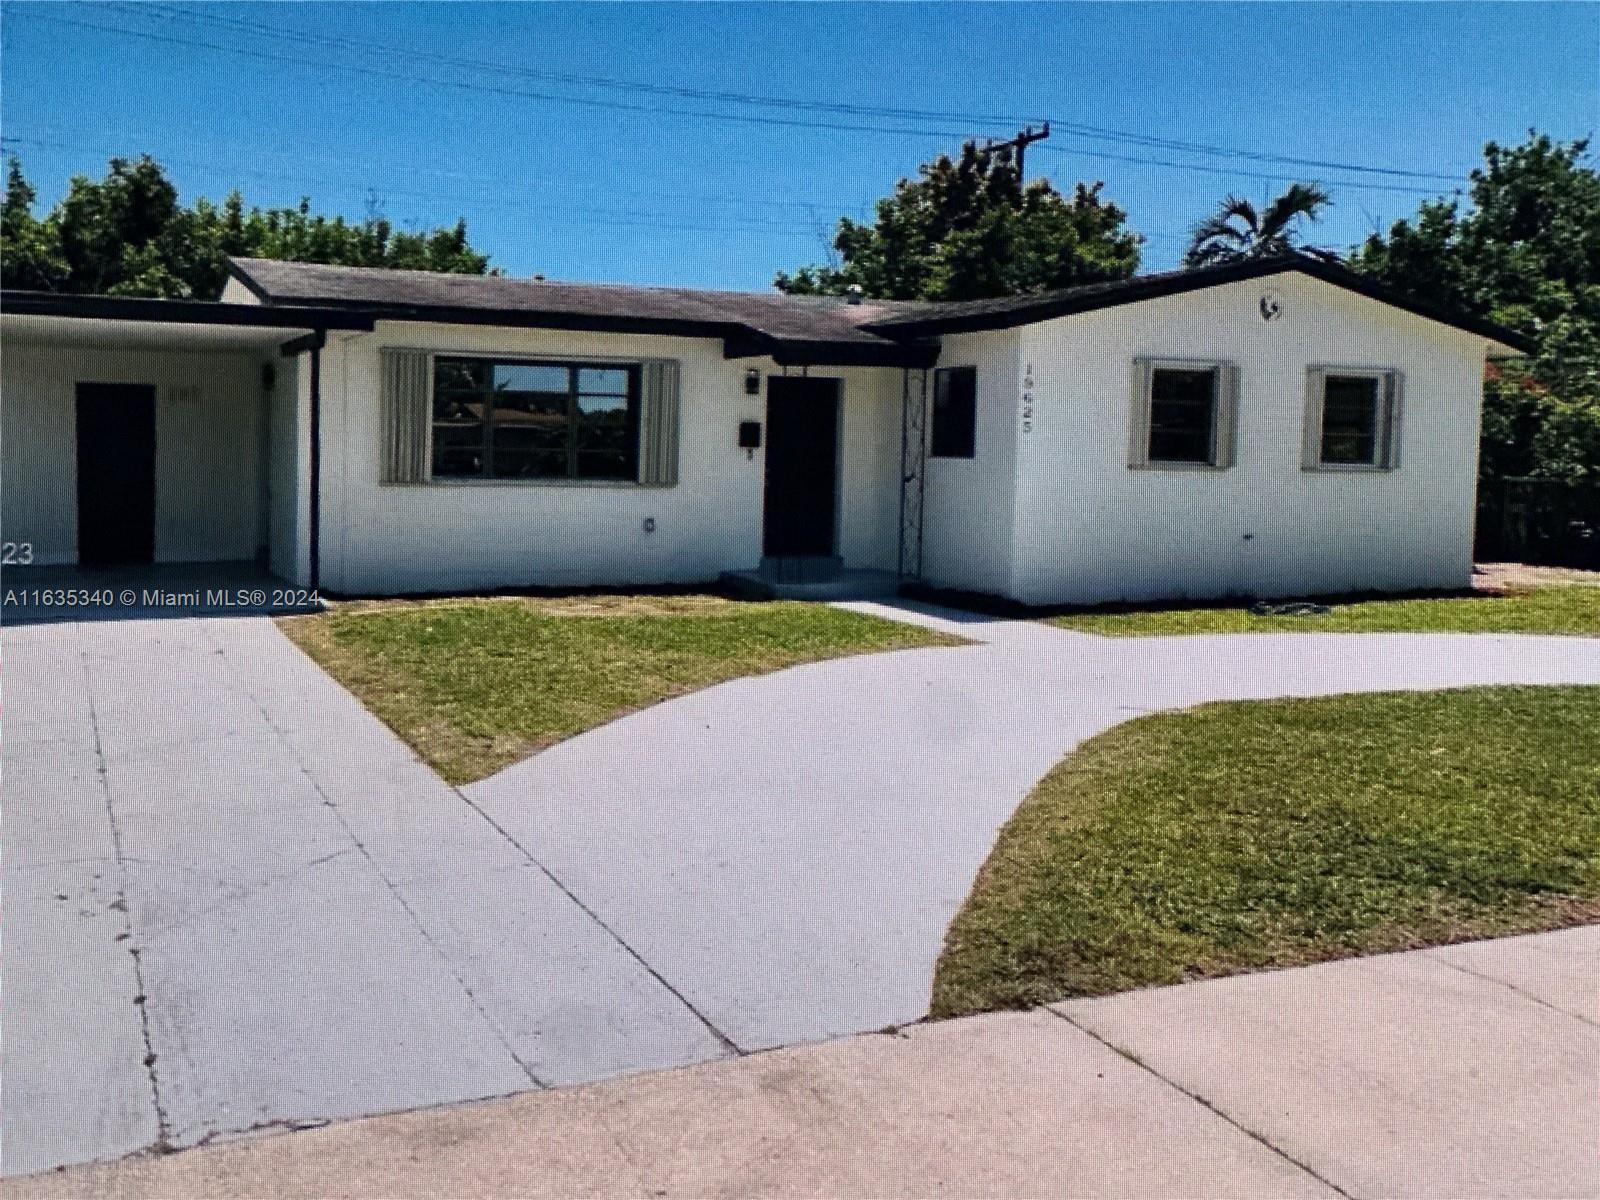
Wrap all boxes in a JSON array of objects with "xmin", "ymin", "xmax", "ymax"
[{"xmin": 1260, "ymin": 183, "xmax": 1332, "ymax": 241}]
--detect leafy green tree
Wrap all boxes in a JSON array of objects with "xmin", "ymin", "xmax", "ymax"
[
  {"xmin": 0, "ymin": 157, "xmax": 69, "ymax": 291},
  {"xmin": 1350, "ymin": 133, "xmax": 1600, "ymax": 482},
  {"xmin": 0, "ymin": 155, "xmax": 494, "ymax": 298},
  {"xmin": 775, "ymin": 140, "xmax": 1141, "ymax": 300},
  {"xmin": 1183, "ymin": 183, "xmax": 1332, "ymax": 266}
]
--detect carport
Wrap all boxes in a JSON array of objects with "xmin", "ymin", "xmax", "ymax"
[{"xmin": 0, "ymin": 292, "xmax": 372, "ymax": 597}]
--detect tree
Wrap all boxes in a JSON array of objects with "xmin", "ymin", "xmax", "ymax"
[
  {"xmin": 774, "ymin": 140, "xmax": 1141, "ymax": 301},
  {"xmin": 1183, "ymin": 182, "xmax": 1332, "ymax": 267},
  {"xmin": 0, "ymin": 158, "xmax": 69, "ymax": 291},
  {"xmin": 0, "ymin": 155, "xmax": 495, "ymax": 298},
  {"xmin": 1349, "ymin": 132, "xmax": 1600, "ymax": 482}
]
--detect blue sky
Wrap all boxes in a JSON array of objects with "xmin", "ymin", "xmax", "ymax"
[{"xmin": 2, "ymin": 2, "xmax": 1595, "ymax": 289}]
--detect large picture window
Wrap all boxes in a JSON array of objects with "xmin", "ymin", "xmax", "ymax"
[{"xmin": 432, "ymin": 357, "xmax": 641, "ymax": 481}]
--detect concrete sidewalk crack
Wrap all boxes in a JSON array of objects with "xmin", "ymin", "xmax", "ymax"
[
  {"xmin": 77, "ymin": 624, "xmax": 175, "ymax": 1154},
  {"xmin": 448, "ymin": 784, "xmax": 747, "ymax": 1059},
  {"xmin": 1044, "ymin": 1007, "xmax": 1355, "ymax": 1199},
  {"xmin": 212, "ymin": 624, "xmax": 551, "ymax": 1091},
  {"xmin": 1425, "ymin": 951, "xmax": 1599, "ymax": 1029}
]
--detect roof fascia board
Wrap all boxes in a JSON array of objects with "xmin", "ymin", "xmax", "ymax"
[
  {"xmin": 357, "ymin": 303, "xmax": 740, "ymax": 341},
  {"xmin": 223, "ymin": 258, "xmax": 274, "ymax": 302},
  {"xmin": 723, "ymin": 331, "xmax": 939, "ymax": 368},
  {"xmin": 1, "ymin": 291, "xmax": 375, "ymax": 331},
  {"xmin": 860, "ymin": 259, "xmax": 1533, "ymax": 355}
]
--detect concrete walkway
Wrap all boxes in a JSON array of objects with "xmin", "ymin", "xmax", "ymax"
[
  {"xmin": 466, "ymin": 601, "xmax": 1600, "ymax": 1050},
  {"xmin": 6, "ymin": 602, "xmax": 1600, "ymax": 1177},
  {"xmin": 12, "ymin": 926, "xmax": 1595, "ymax": 1199}
]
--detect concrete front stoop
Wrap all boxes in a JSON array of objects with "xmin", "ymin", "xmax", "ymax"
[{"xmin": 721, "ymin": 556, "xmax": 902, "ymax": 600}]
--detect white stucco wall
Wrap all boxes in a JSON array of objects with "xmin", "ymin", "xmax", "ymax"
[
  {"xmin": 266, "ymin": 355, "xmax": 306, "ymax": 582},
  {"xmin": 1006, "ymin": 272, "xmax": 1489, "ymax": 605},
  {"xmin": 0, "ymin": 341, "xmax": 269, "ymax": 566},
  {"xmin": 918, "ymin": 328, "xmax": 1022, "ymax": 596},
  {"xmin": 312, "ymin": 322, "xmax": 905, "ymax": 594}
]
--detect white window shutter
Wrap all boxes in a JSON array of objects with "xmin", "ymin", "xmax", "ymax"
[
  {"xmin": 1128, "ymin": 358, "xmax": 1153, "ymax": 468},
  {"xmin": 638, "ymin": 359, "xmax": 681, "ymax": 486},
  {"xmin": 1381, "ymin": 370, "xmax": 1404, "ymax": 469},
  {"xmin": 1301, "ymin": 367, "xmax": 1327, "ymax": 471},
  {"xmin": 1213, "ymin": 363, "xmax": 1240, "ymax": 468},
  {"xmin": 380, "ymin": 348, "xmax": 430, "ymax": 483}
]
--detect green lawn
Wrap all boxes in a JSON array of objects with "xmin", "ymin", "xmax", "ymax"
[
  {"xmin": 281, "ymin": 593, "xmax": 957, "ymax": 784},
  {"xmin": 1047, "ymin": 585, "xmax": 1600, "ymax": 637},
  {"xmin": 932, "ymin": 686, "xmax": 1600, "ymax": 1018}
]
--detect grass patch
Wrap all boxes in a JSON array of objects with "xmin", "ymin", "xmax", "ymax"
[
  {"xmin": 1048, "ymin": 585, "xmax": 1600, "ymax": 637},
  {"xmin": 932, "ymin": 686, "xmax": 1600, "ymax": 1017},
  {"xmin": 281, "ymin": 593, "xmax": 957, "ymax": 784}
]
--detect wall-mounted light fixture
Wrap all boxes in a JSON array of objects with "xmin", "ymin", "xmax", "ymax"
[
  {"xmin": 744, "ymin": 368, "xmax": 761, "ymax": 396},
  {"xmin": 738, "ymin": 420, "xmax": 762, "ymax": 460}
]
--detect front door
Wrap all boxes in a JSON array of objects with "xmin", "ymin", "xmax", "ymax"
[
  {"xmin": 763, "ymin": 377, "xmax": 840, "ymax": 557},
  {"xmin": 76, "ymin": 383, "xmax": 156, "ymax": 566}
]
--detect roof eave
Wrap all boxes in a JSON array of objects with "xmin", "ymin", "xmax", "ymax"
[
  {"xmin": 0, "ymin": 290, "xmax": 375, "ymax": 331},
  {"xmin": 723, "ymin": 331, "xmax": 938, "ymax": 369},
  {"xmin": 861, "ymin": 256, "xmax": 1535, "ymax": 355},
  {"xmin": 224, "ymin": 257, "xmax": 275, "ymax": 302},
  {"xmin": 350, "ymin": 302, "xmax": 741, "ymax": 341}
]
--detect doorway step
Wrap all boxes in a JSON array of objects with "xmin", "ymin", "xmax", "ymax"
[{"xmin": 720, "ymin": 557, "xmax": 902, "ymax": 600}]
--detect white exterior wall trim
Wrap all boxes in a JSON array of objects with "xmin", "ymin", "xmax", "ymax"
[{"xmin": 311, "ymin": 321, "xmax": 904, "ymax": 594}]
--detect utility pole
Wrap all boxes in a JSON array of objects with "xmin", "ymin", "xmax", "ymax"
[{"xmin": 983, "ymin": 122, "xmax": 1051, "ymax": 186}]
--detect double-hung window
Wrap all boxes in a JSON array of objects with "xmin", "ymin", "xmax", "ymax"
[
  {"xmin": 1129, "ymin": 358, "xmax": 1240, "ymax": 469},
  {"xmin": 432, "ymin": 357, "xmax": 641, "ymax": 481},
  {"xmin": 1303, "ymin": 367, "xmax": 1402, "ymax": 471}
]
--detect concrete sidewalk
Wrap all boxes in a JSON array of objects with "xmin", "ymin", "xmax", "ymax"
[{"xmin": 12, "ymin": 926, "xmax": 1595, "ymax": 1200}]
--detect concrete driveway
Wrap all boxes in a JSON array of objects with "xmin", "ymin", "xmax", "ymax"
[
  {"xmin": 2, "ymin": 614, "xmax": 729, "ymax": 1178},
  {"xmin": 6, "ymin": 600, "xmax": 1600, "ymax": 1176}
]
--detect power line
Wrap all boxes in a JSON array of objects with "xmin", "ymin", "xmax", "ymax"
[
  {"xmin": 0, "ymin": 134, "xmax": 838, "ymax": 237},
  {"xmin": 95, "ymin": 0, "xmax": 1468, "ymax": 184},
  {"xmin": 1, "ymin": 125, "xmax": 872, "ymax": 218},
  {"xmin": 15, "ymin": 2, "xmax": 1471, "ymax": 191},
  {"xmin": 0, "ymin": 131, "xmax": 1198, "ymax": 250},
  {"xmin": 1035, "ymin": 142, "xmax": 1460, "ymax": 197},
  {"xmin": 4, "ymin": 7, "xmax": 1006, "ymax": 143}
]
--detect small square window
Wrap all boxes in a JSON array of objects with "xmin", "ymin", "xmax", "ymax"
[
  {"xmin": 1305, "ymin": 368, "xmax": 1401, "ymax": 472},
  {"xmin": 1130, "ymin": 359, "xmax": 1238, "ymax": 471},
  {"xmin": 931, "ymin": 366, "xmax": 976, "ymax": 459}
]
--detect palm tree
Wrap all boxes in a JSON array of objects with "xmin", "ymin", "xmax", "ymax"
[{"xmin": 1183, "ymin": 183, "xmax": 1332, "ymax": 267}]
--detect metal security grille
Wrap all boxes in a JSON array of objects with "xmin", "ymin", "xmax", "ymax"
[{"xmin": 898, "ymin": 367, "xmax": 929, "ymax": 579}]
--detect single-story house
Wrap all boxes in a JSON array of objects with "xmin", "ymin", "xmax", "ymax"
[{"xmin": 0, "ymin": 252, "xmax": 1528, "ymax": 605}]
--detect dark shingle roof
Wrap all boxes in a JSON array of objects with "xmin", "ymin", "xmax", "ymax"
[
  {"xmin": 225, "ymin": 253, "xmax": 1531, "ymax": 360},
  {"xmin": 227, "ymin": 259, "xmax": 934, "ymax": 361}
]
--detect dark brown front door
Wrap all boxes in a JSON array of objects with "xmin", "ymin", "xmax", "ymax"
[
  {"xmin": 763, "ymin": 377, "xmax": 839, "ymax": 557},
  {"xmin": 76, "ymin": 383, "xmax": 156, "ymax": 566}
]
